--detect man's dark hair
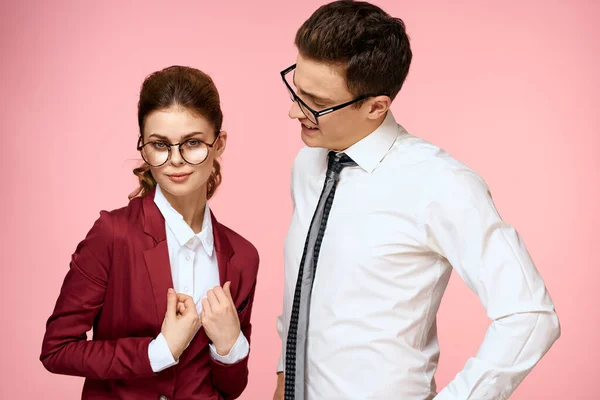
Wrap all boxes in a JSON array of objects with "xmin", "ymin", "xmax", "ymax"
[{"xmin": 295, "ymin": 0, "xmax": 412, "ymax": 101}]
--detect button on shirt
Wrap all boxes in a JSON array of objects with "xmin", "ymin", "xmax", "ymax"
[
  {"xmin": 148, "ymin": 185, "xmax": 249, "ymax": 372},
  {"xmin": 277, "ymin": 112, "xmax": 560, "ymax": 400}
]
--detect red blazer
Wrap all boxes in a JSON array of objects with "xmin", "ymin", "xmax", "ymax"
[{"xmin": 40, "ymin": 189, "xmax": 259, "ymax": 400}]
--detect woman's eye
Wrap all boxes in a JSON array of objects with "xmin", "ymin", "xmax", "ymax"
[
  {"xmin": 152, "ymin": 141, "xmax": 168, "ymax": 149},
  {"xmin": 185, "ymin": 139, "xmax": 201, "ymax": 147}
]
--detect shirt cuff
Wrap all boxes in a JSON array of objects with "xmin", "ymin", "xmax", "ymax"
[
  {"xmin": 209, "ymin": 331, "xmax": 249, "ymax": 364},
  {"xmin": 148, "ymin": 333, "xmax": 179, "ymax": 373}
]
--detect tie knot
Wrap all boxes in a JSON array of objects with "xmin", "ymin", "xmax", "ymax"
[{"xmin": 327, "ymin": 151, "xmax": 356, "ymax": 179}]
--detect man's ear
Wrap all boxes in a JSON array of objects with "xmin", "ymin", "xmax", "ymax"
[{"xmin": 366, "ymin": 95, "xmax": 391, "ymax": 120}]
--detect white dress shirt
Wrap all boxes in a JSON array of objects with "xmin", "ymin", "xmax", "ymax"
[
  {"xmin": 148, "ymin": 185, "xmax": 249, "ymax": 372},
  {"xmin": 277, "ymin": 112, "xmax": 560, "ymax": 400}
]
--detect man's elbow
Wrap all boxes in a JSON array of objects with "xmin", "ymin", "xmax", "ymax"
[{"xmin": 539, "ymin": 309, "xmax": 561, "ymax": 350}]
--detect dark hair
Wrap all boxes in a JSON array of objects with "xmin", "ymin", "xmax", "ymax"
[
  {"xmin": 295, "ymin": 0, "xmax": 412, "ymax": 101},
  {"xmin": 130, "ymin": 66, "xmax": 223, "ymax": 200}
]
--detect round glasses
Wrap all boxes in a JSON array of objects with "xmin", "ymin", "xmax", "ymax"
[{"xmin": 137, "ymin": 133, "xmax": 220, "ymax": 167}]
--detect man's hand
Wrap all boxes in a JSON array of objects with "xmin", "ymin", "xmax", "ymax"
[
  {"xmin": 273, "ymin": 371, "xmax": 284, "ymax": 400},
  {"xmin": 200, "ymin": 281, "xmax": 241, "ymax": 355},
  {"xmin": 161, "ymin": 289, "xmax": 201, "ymax": 360}
]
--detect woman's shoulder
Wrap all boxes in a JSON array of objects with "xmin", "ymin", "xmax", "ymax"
[
  {"xmin": 92, "ymin": 196, "xmax": 146, "ymax": 234},
  {"xmin": 217, "ymin": 223, "xmax": 259, "ymax": 271}
]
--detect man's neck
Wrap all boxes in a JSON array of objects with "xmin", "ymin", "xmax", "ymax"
[{"xmin": 333, "ymin": 113, "xmax": 387, "ymax": 151}]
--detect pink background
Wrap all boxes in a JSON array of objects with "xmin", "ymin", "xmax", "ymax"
[{"xmin": 1, "ymin": 0, "xmax": 598, "ymax": 398}]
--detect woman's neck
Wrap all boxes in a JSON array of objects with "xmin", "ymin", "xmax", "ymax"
[{"xmin": 161, "ymin": 186, "xmax": 207, "ymax": 234}]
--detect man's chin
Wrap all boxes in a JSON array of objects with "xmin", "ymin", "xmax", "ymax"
[{"xmin": 301, "ymin": 130, "xmax": 324, "ymax": 148}]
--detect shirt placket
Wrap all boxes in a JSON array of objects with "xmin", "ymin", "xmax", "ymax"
[{"xmin": 179, "ymin": 238, "xmax": 196, "ymax": 298}]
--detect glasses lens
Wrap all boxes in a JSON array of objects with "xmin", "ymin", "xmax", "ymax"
[
  {"xmin": 285, "ymin": 85, "xmax": 294, "ymax": 102},
  {"xmin": 283, "ymin": 72, "xmax": 318, "ymax": 125},
  {"xmin": 141, "ymin": 142, "xmax": 169, "ymax": 166},
  {"xmin": 297, "ymin": 102, "xmax": 318, "ymax": 125},
  {"xmin": 181, "ymin": 140, "xmax": 209, "ymax": 165},
  {"xmin": 283, "ymin": 71, "xmax": 295, "ymax": 101}
]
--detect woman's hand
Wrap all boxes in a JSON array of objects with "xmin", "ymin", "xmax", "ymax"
[
  {"xmin": 161, "ymin": 289, "xmax": 201, "ymax": 360},
  {"xmin": 200, "ymin": 281, "xmax": 241, "ymax": 356}
]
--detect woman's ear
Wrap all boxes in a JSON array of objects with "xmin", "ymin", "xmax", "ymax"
[{"xmin": 215, "ymin": 131, "xmax": 227, "ymax": 157}]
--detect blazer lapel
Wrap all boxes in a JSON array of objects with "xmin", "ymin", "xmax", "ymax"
[
  {"xmin": 211, "ymin": 212, "xmax": 242, "ymax": 306},
  {"xmin": 139, "ymin": 192, "xmax": 242, "ymax": 343},
  {"xmin": 141, "ymin": 188, "xmax": 174, "ymax": 325},
  {"xmin": 184, "ymin": 211, "xmax": 242, "ymax": 355}
]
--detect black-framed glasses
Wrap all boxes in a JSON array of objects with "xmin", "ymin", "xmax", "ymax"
[
  {"xmin": 281, "ymin": 64, "xmax": 387, "ymax": 125},
  {"xmin": 137, "ymin": 132, "xmax": 220, "ymax": 167}
]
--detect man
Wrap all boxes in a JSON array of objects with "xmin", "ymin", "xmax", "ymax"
[{"xmin": 273, "ymin": 1, "xmax": 560, "ymax": 399}]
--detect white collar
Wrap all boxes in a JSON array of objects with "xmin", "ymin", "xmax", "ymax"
[{"xmin": 154, "ymin": 185, "xmax": 214, "ymax": 256}]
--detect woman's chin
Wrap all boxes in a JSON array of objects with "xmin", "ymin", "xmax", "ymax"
[{"xmin": 158, "ymin": 180, "xmax": 206, "ymax": 199}]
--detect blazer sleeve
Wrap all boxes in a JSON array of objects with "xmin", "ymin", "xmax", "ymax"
[{"xmin": 40, "ymin": 211, "xmax": 156, "ymax": 380}]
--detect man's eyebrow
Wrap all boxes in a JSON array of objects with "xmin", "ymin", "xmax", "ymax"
[{"xmin": 293, "ymin": 75, "xmax": 333, "ymax": 104}]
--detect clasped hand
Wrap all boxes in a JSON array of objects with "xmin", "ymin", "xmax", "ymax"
[{"xmin": 161, "ymin": 282, "xmax": 241, "ymax": 360}]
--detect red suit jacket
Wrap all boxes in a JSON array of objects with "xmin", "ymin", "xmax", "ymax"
[{"xmin": 40, "ymin": 189, "xmax": 259, "ymax": 399}]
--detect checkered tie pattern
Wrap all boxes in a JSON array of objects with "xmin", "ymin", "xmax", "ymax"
[{"xmin": 284, "ymin": 151, "xmax": 357, "ymax": 400}]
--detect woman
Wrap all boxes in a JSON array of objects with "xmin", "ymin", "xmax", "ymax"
[{"xmin": 40, "ymin": 66, "xmax": 259, "ymax": 400}]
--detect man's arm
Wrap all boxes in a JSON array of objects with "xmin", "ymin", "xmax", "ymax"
[
  {"xmin": 425, "ymin": 170, "xmax": 560, "ymax": 400},
  {"xmin": 273, "ymin": 313, "xmax": 286, "ymax": 400}
]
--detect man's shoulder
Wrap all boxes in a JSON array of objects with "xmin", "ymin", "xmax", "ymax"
[
  {"xmin": 389, "ymin": 130, "xmax": 489, "ymax": 193},
  {"xmin": 290, "ymin": 146, "xmax": 327, "ymax": 184},
  {"xmin": 293, "ymin": 146, "xmax": 326, "ymax": 168}
]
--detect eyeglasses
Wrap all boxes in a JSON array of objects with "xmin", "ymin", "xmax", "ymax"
[
  {"xmin": 137, "ymin": 132, "xmax": 220, "ymax": 167},
  {"xmin": 280, "ymin": 64, "xmax": 386, "ymax": 125}
]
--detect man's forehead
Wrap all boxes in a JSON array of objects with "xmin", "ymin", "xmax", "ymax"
[{"xmin": 295, "ymin": 57, "xmax": 349, "ymax": 96}]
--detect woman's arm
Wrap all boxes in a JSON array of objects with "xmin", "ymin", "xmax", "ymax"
[
  {"xmin": 40, "ymin": 211, "xmax": 158, "ymax": 379},
  {"xmin": 40, "ymin": 211, "xmax": 200, "ymax": 380},
  {"xmin": 208, "ymin": 281, "xmax": 257, "ymax": 400}
]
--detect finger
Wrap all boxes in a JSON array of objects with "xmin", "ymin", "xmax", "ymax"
[
  {"xmin": 180, "ymin": 296, "xmax": 197, "ymax": 317},
  {"xmin": 207, "ymin": 289, "xmax": 220, "ymax": 309},
  {"xmin": 201, "ymin": 297, "xmax": 212, "ymax": 315},
  {"xmin": 175, "ymin": 293, "xmax": 193, "ymax": 308},
  {"xmin": 213, "ymin": 286, "xmax": 231, "ymax": 308},
  {"xmin": 165, "ymin": 288, "xmax": 177, "ymax": 320},
  {"xmin": 176, "ymin": 293, "xmax": 193, "ymax": 303},
  {"xmin": 177, "ymin": 302, "xmax": 185, "ymax": 315},
  {"xmin": 223, "ymin": 281, "xmax": 234, "ymax": 304}
]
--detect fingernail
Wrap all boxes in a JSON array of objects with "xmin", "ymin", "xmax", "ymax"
[{"xmin": 168, "ymin": 288, "xmax": 174, "ymax": 295}]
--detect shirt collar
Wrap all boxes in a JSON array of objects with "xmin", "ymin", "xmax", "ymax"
[
  {"xmin": 154, "ymin": 185, "xmax": 214, "ymax": 256},
  {"xmin": 343, "ymin": 111, "xmax": 400, "ymax": 173}
]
